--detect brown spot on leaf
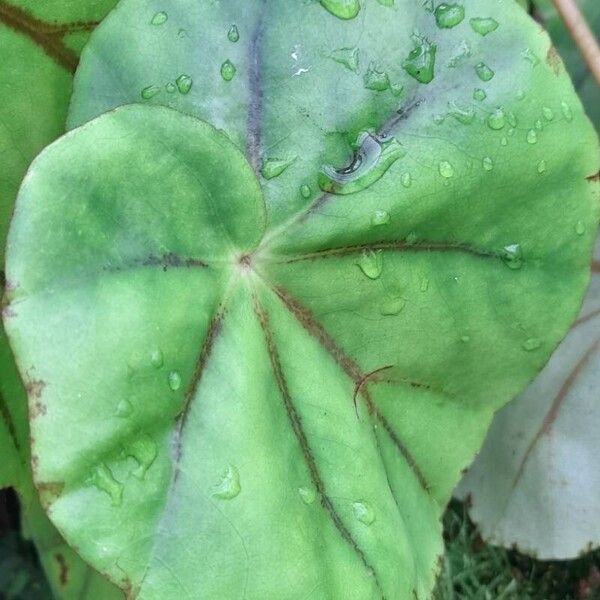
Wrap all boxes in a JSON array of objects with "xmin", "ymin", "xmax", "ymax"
[
  {"xmin": 26, "ymin": 379, "xmax": 46, "ymax": 399},
  {"xmin": 31, "ymin": 401, "xmax": 47, "ymax": 418},
  {"xmin": 37, "ymin": 481, "xmax": 64, "ymax": 507},
  {"xmin": 55, "ymin": 552, "xmax": 68, "ymax": 586},
  {"xmin": 546, "ymin": 45, "xmax": 562, "ymax": 75},
  {"xmin": 586, "ymin": 170, "xmax": 600, "ymax": 183}
]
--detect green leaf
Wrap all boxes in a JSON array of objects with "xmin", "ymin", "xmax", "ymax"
[
  {"xmin": 532, "ymin": 0, "xmax": 600, "ymax": 131},
  {"xmin": 457, "ymin": 238, "xmax": 600, "ymax": 560},
  {"xmin": 0, "ymin": 0, "xmax": 119, "ymax": 266},
  {"xmin": 4, "ymin": 0, "xmax": 600, "ymax": 598}
]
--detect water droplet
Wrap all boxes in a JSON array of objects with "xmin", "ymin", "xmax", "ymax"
[
  {"xmin": 561, "ymin": 101, "xmax": 573, "ymax": 121},
  {"xmin": 150, "ymin": 349, "xmax": 164, "ymax": 369},
  {"xmin": 537, "ymin": 160, "xmax": 547, "ymax": 174},
  {"xmin": 177, "ymin": 28, "xmax": 187, "ymax": 38},
  {"xmin": 487, "ymin": 108, "xmax": 505, "ymax": 130},
  {"xmin": 473, "ymin": 88, "xmax": 486, "ymax": 101},
  {"xmin": 390, "ymin": 82, "xmax": 404, "ymax": 96},
  {"xmin": 220, "ymin": 59, "xmax": 236, "ymax": 81},
  {"xmin": 401, "ymin": 172, "xmax": 412, "ymax": 187},
  {"xmin": 330, "ymin": 47, "xmax": 360, "ymax": 73},
  {"xmin": 439, "ymin": 160, "xmax": 454, "ymax": 178},
  {"xmin": 227, "ymin": 24, "xmax": 239, "ymax": 42},
  {"xmin": 320, "ymin": 0, "xmax": 361, "ymax": 20},
  {"xmin": 434, "ymin": 3, "xmax": 464, "ymax": 28},
  {"xmin": 507, "ymin": 127, "xmax": 515, "ymax": 137},
  {"xmin": 127, "ymin": 434, "xmax": 157, "ymax": 479},
  {"xmin": 406, "ymin": 232, "xmax": 418, "ymax": 244},
  {"xmin": 534, "ymin": 118, "xmax": 543, "ymax": 131},
  {"xmin": 482, "ymin": 157, "xmax": 494, "ymax": 171},
  {"xmin": 526, "ymin": 129, "xmax": 537, "ymax": 144},
  {"xmin": 501, "ymin": 137, "xmax": 508, "ymax": 146},
  {"xmin": 91, "ymin": 464, "xmax": 123, "ymax": 507},
  {"xmin": 300, "ymin": 184, "xmax": 312, "ymax": 199},
  {"xmin": 522, "ymin": 48, "xmax": 539, "ymax": 66},
  {"xmin": 175, "ymin": 74, "xmax": 192, "ymax": 94},
  {"xmin": 212, "ymin": 465, "xmax": 241, "ymax": 500},
  {"xmin": 516, "ymin": 89, "xmax": 526, "ymax": 100},
  {"xmin": 470, "ymin": 17, "xmax": 499, "ymax": 36},
  {"xmin": 433, "ymin": 114, "xmax": 445, "ymax": 125},
  {"xmin": 422, "ymin": 0, "xmax": 434, "ymax": 12},
  {"xmin": 364, "ymin": 61, "xmax": 389, "ymax": 91},
  {"xmin": 261, "ymin": 156, "xmax": 297, "ymax": 180},
  {"xmin": 575, "ymin": 221, "xmax": 585, "ymax": 235},
  {"xmin": 506, "ymin": 111, "xmax": 518, "ymax": 128},
  {"xmin": 319, "ymin": 132, "xmax": 406, "ymax": 195},
  {"xmin": 447, "ymin": 101, "xmax": 474, "ymax": 125},
  {"xmin": 352, "ymin": 501, "xmax": 376, "ymax": 525},
  {"xmin": 403, "ymin": 36, "xmax": 436, "ymax": 84},
  {"xmin": 460, "ymin": 334, "xmax": 471, "ymax": 343},
  {"xmin": 168, "ymin": 371, "xmax": 181, "ymax": 391},
  {"xmin": 542, "ymin": 106, "xmax": 554, "ymax": 121},
  {"xmin": 371, "ymin": 209, "xmax": 391, "ymax": 226},
  {"xmin": 475, "ymin": 62, "xmax": 494, "ymax": 82},
  {"xmin": 501, "ymin": 244, "xmax": 523, "ymax": 269},
  {"xmin": 523, "ymin": 337, "xmax": 541, "ymax": 351},
  {"xmin": 356, "ymin": 250, "xmax": 383, "ymax": 279},
  {"xmin": 116, "ymin": 399, "xmax": 133, "ymax": 418},
  {"xmin": 420, "ymin": 277, "xmax": 430, "ymax": 292},
  {"xmin": 165, "ymin": 82, "xmax": 176, "ymax": 93},
  {"xmin": 447, "ymin": 40, "xmax": 471, "ymax": 67},
  {"xmin": 380, "ymin": 295, "xmax": 405, "ymax": 316},
  {"xmin": 298, "ymin": 486, "xmax": 316, "ymax": 504},
  {"xmin": 151, "ymin": 11, "xmax": 168, "ymax": 25},
  {"xmin": 141, "ymin": 85, "xmax": 160, "ymax": 100}
]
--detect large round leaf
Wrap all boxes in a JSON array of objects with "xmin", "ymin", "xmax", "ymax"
[
  {"xmin": 456, "ymin": 237, "xmax": 600, "ymax": 560},
  {"xmin": 4, "ymin": 0, "xmax": 600, "ymax": 598}
]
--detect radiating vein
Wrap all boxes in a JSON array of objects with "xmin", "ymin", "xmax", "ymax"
[
  {"xmin": 253, "ymin": 295, "xmax": 386, "ymax": 597},
  {"xmin": 277, "ymin": 240, "xmax": 500, "ymax": 264},
  {"xmin": 0, "ymin": 0, "xmax": 96, "ymax": 73},
  {"xmin": 270, "ymin": 285, "xmax": 429, "ymax": 491}
]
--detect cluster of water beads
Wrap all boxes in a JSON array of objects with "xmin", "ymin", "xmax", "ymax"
[{"xmin": 142, "ymin": 74, "xmax": 192, "ymax": 99}]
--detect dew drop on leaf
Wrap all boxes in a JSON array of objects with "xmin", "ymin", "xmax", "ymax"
[
  {"xmin": 300, "ymin": 184, "xmax": 312, "ymax": 199},
  {"xmin": 537, "ymin": 160, "xmax": 547, "ymax": 174},
  {"xmin": 402, "ymin": 36, "xmax": 436, "ymax": 84},
  {"xmin": 150, "ymin": 11, "xmax": 168, "ymax": 26},
  {"xmin": 475, "ymin": 62, "xmax": 494, "ymax": 82},
  {"xmin": 220, "ymin": 59, "xmax": 237, "ymax": 81},
  {"xmin": 371, "ymin": 209, "xmax": 391, "ymax": 226},
  {"xmin": 212, "ymin": 465, "xmax": 241, "ymax": 500},
  {"xmin": 150, "ymin": 349, "xmax": 164, "ymax": 369},
  {"xmin": 261, "ymin": 156, "xmax": 297, "ymax": 180},
  {"xmin": 176, "ymin": 74, "xmax": 193, "ymax": 94},
  {"xmin": 319, "ymin": 0, "xmax": 361, "ymax": 20},
  {"xmin": 356, "ymin": 250, "xmax": 383, "ymax": 280},
  {"xmin": 363, "ymin": 61, "xmax": 389, "ymax": 91},
  {"xmin": 227, "ymin": 24, "xmax": 239, "ymax": 42},
  {"xmin": 501, "ymin": 244, "xmax": 523, "ymax": 270},
  {"xmin": 116, "ymin": 399, "xmax": 133, "ymax": 418},
  {"xmin": 127, "ymin": 434, "xmax": 158, "ymax": 479},
  {"xmin": 420, "ymin": 277, "xmax": 430, "ymax": 292},
  {"xmin": 522, "ymin": 337, "xmax": 541, "ymax": 351},
  {"xmin": 438, "ymin": 160, "xmax": 454, "ymax": 178},
  {"xmin": 542, "ymin": 106, "xmax": 554, "ymax": 121},
  {"xmin": 91, "ymin": 464, "xmax": 123, "ymax": 507},
  {"xmin": 469, "ymin": 17, "xmax": 499, "ymax": 36},
  {"xmin": 352, "ymin": 501, "xmax": 376, "ymax": 525},
  {"xmin": 380, "ymin": 296, "xmax": 405, "ymax": 316},
  {"xmin": 298, "ymin": 486, "xmax": 316, "ymax": 504},
  {"xmin": 447, "ymin": 101, "xmax": 474, "ymax": 124},
  {"xmin": 165, "ymin": 82, "xmax": 176, "ymax": 94},
  {"xmin": 521, "ymin": 48, "xmax": 539, "ymax": 66},
  {"xmin": 401, "ymin": 172, "xmax": 412, "ymax": 187},
  {"xmin": 501, "ymin": 137, "xmax": 508, "ymax": 146},
  {"xmin": 330, "ymin": 47, "xmax": 360, "ymax": 73},
  {"xmin": 534, "ymin": 119, "xmax": 543, "ymax": 131},
  {"xmin": 473, "ymin": 88, "xmax": 486, "ymax": 101},
  {"xmin": 168, "ymin": 371, "xmax": 181, "ymax": 391},
  {"xmin": 482, "ymin": 157, "xmax": 494, "ymax": 171},
  {"xmin": 561, "ymin": 101, "xmax": 573, "ymax": 122},
  {"xmin": 487, "ymin": 108, "xmax": 505, "ymax": 130},
  {"xmin": 141, "ymin": 85, "xmax": 160, "ymax": 100},
  {"xmin": 575, "ymin": 221, "xmax": 585, "ymax": 235},
  {"xmin": 319, "ymin": 132, "xmax": 405, "ymax": 195},
  {"xmin": 434, "ymin": 3, "xmax": 465, "ymax": 28},
  {"xmin": 460, "ymin": 334, "xmax": 471, "ymax": 343},
  {"xmin": 526, "ymin": 129, "xmax": 537, "ymax": 144}
]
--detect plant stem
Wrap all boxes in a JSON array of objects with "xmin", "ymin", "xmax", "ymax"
[{"xmin": 552, "ymin": 0, "xmax": 600, "ymax": 86}]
